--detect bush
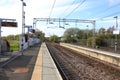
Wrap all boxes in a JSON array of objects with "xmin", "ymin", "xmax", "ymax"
[
  {"xmin": 87, "ymin": 37, "xmax": 93, "ymax": 47},
  {"xmin": 10, "ymin": 43, "xmax": 19, "ymax": 51}
]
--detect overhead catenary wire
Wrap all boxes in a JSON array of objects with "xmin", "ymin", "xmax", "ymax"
[
  {"xmin": 90, "ymin": 3, "xmax": 120, "ymax": 21},
  {"xmin": 107, "ymin": 3, "xmax": 120, "ymax": 10},
  {"xmin": 49, "ymin": 0, "xmax": 56, "ymax": 18},
  {"xmin": 65, "ymin": 0, "xmax": 86, "ymax": 18},
  {"xmin": 96, "ymin": 11, "xmax": 120, "ymax": 21},
  {"xmin": 96, "ymin": 2, "xmax": 120, "ymax": 17},
  {"xmin": 60, "ymin": 0, "xmax": 78, "ymax": 17}
]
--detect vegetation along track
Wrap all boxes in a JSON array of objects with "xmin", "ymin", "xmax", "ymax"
[{"xmin": 46, "ymin": 42, "xmax": 120, "ymax": 80}]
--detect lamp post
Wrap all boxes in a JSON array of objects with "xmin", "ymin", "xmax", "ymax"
[
  {"xmin": 21, "ymin": 0, "xmax": 26, "ymax": 55},
  {"xmin": 113, "ymin": 16, "xmax": 118, "ymax": 52}
]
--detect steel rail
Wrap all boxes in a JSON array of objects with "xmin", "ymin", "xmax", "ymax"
[{"xmin": 46, "ymin": 43, "xmax": 69, "ymax": 80}]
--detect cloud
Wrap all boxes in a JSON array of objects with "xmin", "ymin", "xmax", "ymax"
[
  {"xmin": 1, "ymin": 0, "xmax": 119, "ymax": 37},
  {"xmin": 0, "ymin": 1, "xmax": 22, "ymax": 36},
  {"xmin": 109, "ymin": 0, "xmax": 120, "ymax": 6},
  {"xmin": 0, "ymin": 0, "xmax": 18, "ymax": 6}
]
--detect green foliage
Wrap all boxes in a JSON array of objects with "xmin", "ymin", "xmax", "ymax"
[
  {"xmin": 62, "ymin": 28, "xmax": 93, "ymax": 43},
  {"xmin": 2, "ymin": 31, "xmax": 45, "ymax": 51},
  {"xmin": 95, "ymin": 37, "xmax": 102, "ymax": 46},
  {"xmin": 2, "ymin": 35, "xmax": 19, "ymax": 51},
  {"xmin": 87, "ymin": 37, "xmax": 101, "ymax": 47},
  {"xmin": 87, "ymin": 37, "xmax": 92, "ymax": 46},
  {"xmin": 3, "ymin": 35, "xmax": 19, "ymax": 41},
  {"xmin": 76, "ymin": 29, "xmax": 84, "ymax": 39},
  {"xmin": 62, "ymin": 27, "xmax": 120, "ymax": 47},
  {"xmin": 98, "ymin": 28, "xmax": 106, "ymax": 35},
  {"xmin": 63, "ymin": 28, "xmax": 80, "ymax": 43},
  {"xmin": 34, "ymin": 31, "xmax": 45, "ymax": 41},
  {"xmin": 10, "ymin": 43, "xmax": 19, "ymax": 51},
  {"xmin": 49, "ymin": 35, "xmax": 59, "ymax": 42}
]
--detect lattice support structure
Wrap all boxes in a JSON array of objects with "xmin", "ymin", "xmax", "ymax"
[{"xmin": 33, "ymin": 18, "xmax": 96, "ymax": 47}]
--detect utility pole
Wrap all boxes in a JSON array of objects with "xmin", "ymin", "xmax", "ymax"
[
  {"xmin": 92, "ymin": 21, "xmax": 96, "ymax": 48},
  {"xmin": 0, "ymin": 19, "xmax": 2, "ymax": 54},
  {"xmin": 21, "ymin": 0, "xmax": 26, "ymax": 55},
  {"xmin": 113, "ymin": 16, "xmax": 118, "ymax": 52}
]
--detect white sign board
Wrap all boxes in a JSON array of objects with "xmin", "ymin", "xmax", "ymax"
[{"xmin": 113, "ymin": 30, "xmax": 119, "ymax": 34}]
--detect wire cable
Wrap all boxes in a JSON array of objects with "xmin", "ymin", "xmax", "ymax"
[
  {"xmin": 49, "ymin": 0, "xmax": 56, "ymax": 18},
  {"xmin": 90, "ymin": 3, "xmax": 120, "ymax": 20},
  {"xmin": 95, "ymin": 11, "xmax": 120, "ymax": 21},
  {"xmin": 65, "ymin": 0, "xmax": 86, "ymax": 18},
  {"xmin": 107, "ymin": 3, "xmax": 120, "ymax": 10},
  {"xmin": 60, "ymin": 0, "xmax": 78, "ymax": 17}
]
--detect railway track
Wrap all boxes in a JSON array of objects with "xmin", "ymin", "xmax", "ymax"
[{"xmin": 46, "ymin": 42, "xmax": 120, "ymax": 80}]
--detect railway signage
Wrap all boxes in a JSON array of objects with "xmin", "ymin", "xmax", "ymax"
[
  {"xmin": 25, "ymin": 25, "xmax": 32, "ymax": 28},
  {"xmin": 113, "ymin": 30, "xmax": 119, "ymax": 34},
  {"xmin": 1, "ymin": 21, "xmax": 17, "ymax": 27}
]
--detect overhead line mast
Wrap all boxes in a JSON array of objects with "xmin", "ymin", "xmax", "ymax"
[{"xmin": 33, "ymin": 18, "xmax": 96, "ymax": 48}]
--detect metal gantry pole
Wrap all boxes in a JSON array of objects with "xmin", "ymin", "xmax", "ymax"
[
  {"xmin": 21, "ymin": 0, "xmax": 24, "ymax": 55},
  {"xmin": 114, "ymin": 16, "xmax": 118, "ymax": 52},
  {"xmin": 92, "ymin": 21, "xmax": 96, "ymax": 48},
  {"xmin": 0, "ymin": 19, "xmax": 2, "ymax": 54},
  {"xmin": 33, "ymin": 19, "xmax": 37, "ymax": 29},
  {"xmin": 21, "ymin": 0, "xmax": 26, "ymax": 55}
]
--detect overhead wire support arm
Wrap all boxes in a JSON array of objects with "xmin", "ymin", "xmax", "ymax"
[
  {"xmin": 33, "ymin": 18, "xmax": 95, "ymax": 23},
  {"xmin": 33, "ymin": 18, "xmax": 96, "ymax": 47}
]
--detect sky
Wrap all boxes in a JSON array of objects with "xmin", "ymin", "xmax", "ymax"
[{"xmin": 0, "ymin": 0, "xmax": 120, "ymax": 37}]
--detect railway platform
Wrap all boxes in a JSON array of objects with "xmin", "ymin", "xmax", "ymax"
[
  {"xmin": 0, "ymin": 42, "xmax": 120, "ymax": 80},
  {"xmin": 31, "ymin": 42, "xmax": 62, "ymax": 80},
  {"xmin": 0, "ymin": 51, "xmax": 19, "ymax": 64},
  {"xmin": 60, "ymin": 43, "xmax": 120, "ymax": 67},
  {"xmin": 0, "ymin": 43, "xmax": 62, "ymax": 80}
]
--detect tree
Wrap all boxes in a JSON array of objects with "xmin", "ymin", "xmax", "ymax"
[
  {"xmin": 106, "ymin": 26, "xmax": 114, "ymax": 34},
  {"xmin": 76, "ymin": 29, "xmax": 84, "ymax": 39},
  {"xmin": 63, "ymin": 28, "xmax": 79, "ymax": 42},
  {"xmin": 34, "ymin": 31, "xmax": 45, "ymax": 41},
  {"xmin": 98, "ymin": 28, "xmax": 106, "ymax": 35},
  {"xmin": 49, "ymin": 35, "xmax": 59, "ymax": 42}
]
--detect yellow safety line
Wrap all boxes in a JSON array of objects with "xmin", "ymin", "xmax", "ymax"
[{"xmin": 31, "ymin": 43, "xmax": 43, "ymax": 80}]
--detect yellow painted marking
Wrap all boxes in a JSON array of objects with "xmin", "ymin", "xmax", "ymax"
[{"xmin": 31, "ymin": 44, "xmax": 43, "ymax": 80}]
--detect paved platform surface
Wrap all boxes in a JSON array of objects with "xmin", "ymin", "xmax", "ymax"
[
  {"xmin": 0, "ymin": 43, "xmax": 62, "ymax": 80},
  {"xmin": 0, "ymin": 44, "xmax": 41, "ymax": 80},
  {"xmin": 31, "ymin": 43, "xmax": 62, "ymax": 80},
  {"xmin": 0, "ymin": 51, "xmax": 19, "ymax": 63}
]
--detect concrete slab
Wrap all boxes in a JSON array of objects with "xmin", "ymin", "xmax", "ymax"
[{"xmin": 31, "ymin": 43, "xmax": 62, "ymax": 80}]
